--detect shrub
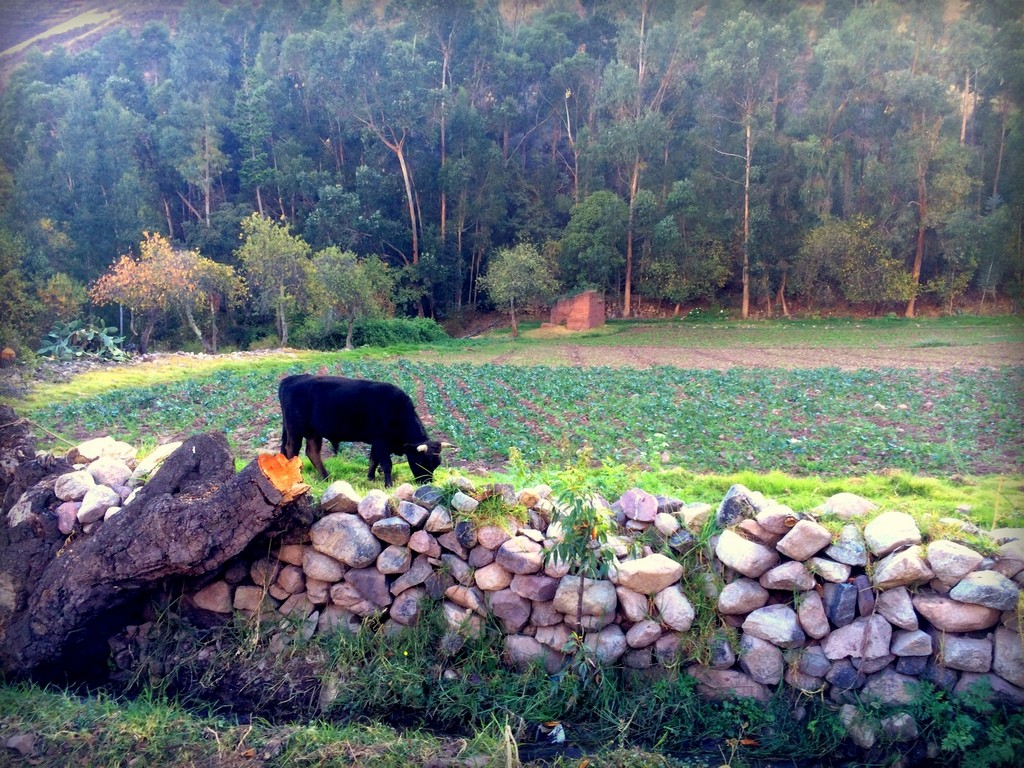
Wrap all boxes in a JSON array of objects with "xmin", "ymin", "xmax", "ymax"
[{"xmin": 293, "ymin": 317, "xmax": 449, "ymax": 349}]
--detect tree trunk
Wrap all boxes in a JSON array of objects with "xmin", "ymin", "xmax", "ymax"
[
  {"xmin": 0, "ymin": 433, "xmax": 311, "ymax": 678},
  {"xmin": 345, "ymin": 316, "xmax": 355, "ymax": 350},
  {"xmin": 742, "ymin": 121, "xmax": 752, "ymax": 320},
  {"xmin": 509, "ymin": 298, "xmax": 518, "ymax": 338},
  {"xmin": 905, "ymin": 161, "xmax": 928, "ymax": 318}
]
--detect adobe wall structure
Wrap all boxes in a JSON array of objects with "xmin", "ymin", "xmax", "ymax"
[{"xmin": 550, "ymin": 291, "xmax": 605, "ymax": 331}]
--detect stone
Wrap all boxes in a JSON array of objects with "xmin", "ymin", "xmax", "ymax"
[
  {"xmin": 927, "ymin": 540, "xmax": 984, "ymax": 584},
  {"xmin": 553, "ymin": 576, "xmax": 617, "ymax": 622},
  {"xmin": 949, "ymin": 570, "xmax": 1020, "ymax": 611},
  {"xmin": 776, "ymin": 519, "xmax": 833, "ymax": 561},
  {"xmin": 686, "ymin": 666, "xmax": 770, "ymax": 702},
  {"xmin": 510, "ymin": 574, "xmax": 558, "ymax": 602},
  {"xmin": 854, "ymin": 574, "xmax": 874, "ymax": 616},
  {"xmin": 321, "ymin": 481, "xmax": 361, "ymax": 514},
  {"xmin": 739, "ymin": 634, "xmax": 784, "ymax": 685},
  {"xmin": 424, "ymin": 571, "xmax": 455, "ymax": 601},
  {"xmin": 531, "ymin": 601, "xmax": 563, "ymax": 627},
  {"xmin": 488, "ymin": 589, "xmax": 532, "ymax": 633},
  {"xmin": 584, "ymin": 624, "xmax": 628, "ymax": 665},
  {"xmin": 303, "ymin": 549, "xmax": 345, "ymax": 582},
  {"xmin": 881, "ymin": 713, "xmax": 918, "ymax": 742},
  {"xmin": 397, "ymin": 500, "xmax": 430, "ymax": 528},
  {"xmin": 408, "ymin": 530, "xmax": 441, "ymax": 558},
  {"xmin": 76, "ymin": 484, "xmax": 122, "ymax": 524},
  {"xmin": 954, "ymin": 673, "xmax": 1024, "ymax": 706},
  {"xmin": 390, "ymin": 587, "xmax": 426, "ymax": 626},
  {"xmin": 390, "ymin": 555, "xmax": 433, "ymax": 595},
  {"xmin": 715, "ymin": 529, "xmax": 780, "ymax": 578},
  {"xmin": 822, "ymin": 616, "xmax": 891, "ymax": 660},
  {"xmin": 475, "ymin": 562, "xmax": 514, "ymax": 591},
  {"xmin": 862, "ymin": 669, "xmax": 917, "ymax": 706},
  {"xmin": 853, "ymin": 653, "xmax": 895, "ymax": 675},
  {"xmin": 839, "ymin": 704, "xmax": 877, "ymax": 749},
  {"xmin": 890, "ymin": 629, "xmax": 932, "ymax": 656},
  {"xmin": 442, "ymin": 554, "xmax": 473, "ymax": 586},
  {"xmin": 443, "ymin": 600, "xmax": 484, "ymax": 638},
  {"xmin": 276, "ymin": 544, "xmax": 305, "ymax": 566},
  {"xmin": 806, "ymin": 557, "xmax": 852, "ymax": 583},
  {"xmin": 277, "ymin": 565, "xmax": 305, "ymax": 594},
  {"xmin": 875, "ymin": 587, "xmax": 918, "ymax": 631},
  {"xmin": 823, "ymin": 582, "xmax": 858, "ymax": 628},
  {"xmin": 449, "ymin": 491, "xmax": 478, "ymax": 515},
  {"xmin": 371, "ymin": 516, "xmax": 412, "ymax": 546},
  {"xmin": 233, "ymin": 585, "xmax": 273, "ymax": 615},
  {"xmin": 826, "ymin": 659, "xmax": 865, "ymax": 691},
  {"xmin": 680, "ymin": 502, "xmax": 713, "ymax": 532},
  {"xmin": 939, "ymin": 635, "xmax": 992, "ymax": 673},
  {"xmin": 742, "ymin": 604, "xmax": 805, "ymax": 649},
  {"xmin": 759, "ymin": 561, "xmax": 815, "ymax": 591},
  {"xmin": 616, "ymin": 586, "xmax": 649, "ymax": 623},
  {"xmin": 425, "ymin": 505, "xmax": 454, "ymax": 533},
  {"xmin": 193, "ymin": 580, "xmax": 232, "ymax": 613},
  {"xmin": 819, "ymin": 492, "xmax": 876, "ymax": 519},
  {"xmin": 863, "ymin": 511, "xmax": 921, "ymax": 557},
  {"xmin": 825, "ymin": 524, "xmax": 868, "ymax": 566},
  {"xmin": 305, "ymin": 578, "xmax": 330, "ymax": 605},
  {"xmin": 618, "ymin": 487, "xmax": 658, "ymax": 523},
  {"xmin": 717, "ymin": 578, "xmax": 769, "ymax": 615},
  {"xmin": 797, "ymin": 590, "xmax": 830, "ymax": 639},
  {"xmin": 895, "ymin": 656, "xmax": 928, "ymax": 676},
  {"xmin": 798, "ymin": 645, "xmax": 832, "ymax": 678},
  {"xmin": 376, "ymin": 545, "xmax": 413, "ymax": 575},
  {"xmin": 615, "ymin": 553, "xmax": 683, "ymax": 595},
  {"xmin": 86, "ymin": 455, "xmax": 132, "ymax": 487},
  {"xmin": 454, "ymin": 520, "xmax": 478, "ymax": 549},
  {"xmin": 279, "ymin": 593, "xmax": 314, "ymax": 619},
  {"xmin": 495, "ymin": 536, "xmax": 544, "ymax": 574},
  {"xmin": 468, "ymin": 546, "xmax": 495, "ymax": 568},
  {"xmin": 913, "ymin": 594, "xmax": 1001, "ymax": 632},
  {"xmin": 654, "ymin": 585, "xmax": 695, "ymax": 631},
  {"xmin": 535, "ymin": 622, "xmax": 572, "ymax": 652},
  {"xmin": 436, "ymin": 530, "xmax": 468, "ymax": 559},
  {"xmin": 55, "ymin": 501, "xmax": 80, "ymax": 534},
  {"xmin": 872, "ymin": 546, "xmax": 934, "ymax": 589},
  {"xmin": 68, "ymin": 436, "xmax": 137, "ymax": 464},
  {"xmin": 785, "ymin": 667, "xmax": 824, "ymax": 693},
  {"xmin": 250, "ymin": 558, "xmax": 281, "ymax": 588},
  {"xmin": 754, "ymin": 503, "xmax": 799, "ymax": 535},
  {"xmin": 626, "ymin": 619, "xmax": 663, "ymax": 648},
  {"xmin": 477, "ymin": 524, "xmax": 512, "ymax": 550},
  {"xmin": 412, "ymin": 485, "xmax": 443, "ymax": 509},
  {"xmin": 311, "ymin": 513, "xmax": 381, "ymax": 568},
  {"xmin": 346, "ymin": 567, "xmax": 391, "ymax": 607},
  {"xmin": 445, "ymin": 585, "xmax": 486, "ymax": 614},
  {"xmin": 504, "ymin": 634, "xmax": 563, "ymax": 674},
  {"xmin": 994, "ymin": 627, "xmax": 1024, "ymax": 687},
  {"xmin": 357, "ymin": 489, "xmax": 390, "ymax": 524},
  {"xmin": 654, "ymin": 512, "xmax": 680, "ymax": 537},
  {"xmin": 129, "ymin": 442, "xmax": 181, "ymax": 486},
  {"xmin": 715, "ymin": 484, "xmax": 761, "ymax": 527},
  {"xmin": 709, "ymin": 635, "xmax": 736, "ymax": 669}
]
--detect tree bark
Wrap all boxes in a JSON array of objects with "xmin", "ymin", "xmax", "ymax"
[{"xmin": 0, "ymin": 433, "xmax": 311, "ymax": 678}]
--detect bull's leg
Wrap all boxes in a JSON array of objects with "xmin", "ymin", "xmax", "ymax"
[
  {"xmin": 306, "ymin": 435, "xmax": 329, "ymax": 478},
  {"xmin": 281, "ymin": 424, "xmax": 302, "ymax": 459},
  {"xmin": 370, "ymin": 443, "xmax": 393, "ymax": 486}
]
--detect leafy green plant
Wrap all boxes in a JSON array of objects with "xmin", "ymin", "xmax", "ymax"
[{"xmin": 37, "ymin": 318, "xmax": 128, "ymax": 361}]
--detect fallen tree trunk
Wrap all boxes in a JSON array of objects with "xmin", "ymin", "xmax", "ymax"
[{"xmin": 0, "ymin": 432, "xmax": 311, "ymax": 678}]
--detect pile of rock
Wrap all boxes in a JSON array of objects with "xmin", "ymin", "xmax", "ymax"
[
  {"xmin": 177, "ymin": 474, "xmax": 1024, "ymax": 715},
  {"xmin": 45, "ymin": 437, "xmax": 181, "ymax": 534},
  {"xmin": 43, "ymin": 441, "xmax": 1024, "ymax": 722}
]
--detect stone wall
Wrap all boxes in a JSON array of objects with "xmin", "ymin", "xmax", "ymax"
[
  {"xmin": 43, "ymin": 444, "xmax": 1024, "ymax": 717},
  {"xmin": 183, "ymin": 478, "xmax": 1024, "ymax": 712},
  {"xmin": 550, "ymin": 291, "xmax": 605, "ymax": 331}
]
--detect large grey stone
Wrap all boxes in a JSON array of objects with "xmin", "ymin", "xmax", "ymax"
[
  {"xmin": 715, "ymin": 529, "xmax": 780, "ymax": 578},
  {"xmin": 875, "ymin": 586, "xmax": 918, "ymax": 630},
  {"xmin": 495, "ymin": 536, "xmax": 544, "ymax": 574},
  {"xmin": 717, "ymin": 578, "xmax": 769, "ymax": 615},
  {"xmin": 824, "ymin": 524, "xmax": 867, "ymax": 567},
  {"xmin": 654, "ymin": 584, "xmax": 695, "ymax": 631},
  {"xmin": 616, "ymin": 553, "xmax": 683, "ymax": 595},
  {"xmin": 321, "ymin": 481, "xmax": 361, "ymax": 514},
  {"xmin": 686, "ymin": 666, "xmax": 770, "ymax": 702},
  {"xmin": 716, "ymin": 484, "xmax": 762, "ymax": 527},
  {"xmin": 553, "ymin": 576, "xmax": 617, "ymax": 622},
  {"xmin": 927, "ymin": 540, "xmax": 984, "ymax": 584},
  {"xmin": 742, "ymin": 604, "xmax": 806, "ymax": 649},
  {"xmin": 797, "ymin": 590, "xmax": 830, "ymax": 639},
  {"xmin": 939, "ymin": 635, "xmax": 992, "ymax": 673},
  {"xmin": 759, "ymin": 561, "xmax": 815, "ymax": 591},
  {"xmin": 775, "ymin": 519, "xmax": 833, "ymax": 561},
  {"xmin": 913, "ymin": 594, "xmax": 1000, "ymax": 632},
  {"xmin": 823, "ymin": 582, "xmax": 858, "ymax": 628},
  {"xmin": 872, "ymin": 546, "xmax": 934, "ymax": 589},
  {"xmin": 311, "ymin": 513, "xmax": 381, "ymax": 568},
  {"xmin": 949, "ymin": 570, "xmax": 1020, "ymax": 611},
  {"xmin": 739, "ymin": 634, "xmax": 784, "ymax": 685},
  {"xmin": 993, "ymin": 627, "xmax": 1024, "ymax": 687},
  {"xmin": 863, "ymin": 511, "xmax": 921, "ymax": 557}
]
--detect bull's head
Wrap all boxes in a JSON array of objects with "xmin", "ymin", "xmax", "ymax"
[{"xmin": 406, "ymin": 439, "xmax": 452, "ymax": 483}]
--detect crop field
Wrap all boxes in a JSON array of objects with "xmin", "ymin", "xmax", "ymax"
[{"xmin": 31, "ymin": 356, "xmax": 1024, "ymax": 480}]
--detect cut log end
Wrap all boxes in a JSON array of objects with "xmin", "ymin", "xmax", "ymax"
[{"xmin": 257, "ymin": 453, "xmax": 309, "ymax": 502}]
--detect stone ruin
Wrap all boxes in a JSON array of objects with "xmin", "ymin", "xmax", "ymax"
[
  {"xmin": 549, "ymin": 290, "xmax": 605, "ymax": 331},
  {"xmin": 2, "ymin": 419, "xmax": 1023, "ymax": 750}
]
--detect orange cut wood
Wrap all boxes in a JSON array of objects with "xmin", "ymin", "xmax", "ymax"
[{"xmin": 257, "ymin": 452, "xmax": 304, "ymax": 491}]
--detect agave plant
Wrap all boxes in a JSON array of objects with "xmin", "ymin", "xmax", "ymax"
[{"xmin": 37, "ymin": 319, "xmax": 128, "ymax": 362}]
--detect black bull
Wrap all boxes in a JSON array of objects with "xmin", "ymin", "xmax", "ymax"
[{"xmin": 278, "ymin": 374, "xmax": 451, "ymax": 486}]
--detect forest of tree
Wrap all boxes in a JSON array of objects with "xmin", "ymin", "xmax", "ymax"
[{"xmin": 0, "ymin": 0, "xmax": 1021, "ymax": 353}]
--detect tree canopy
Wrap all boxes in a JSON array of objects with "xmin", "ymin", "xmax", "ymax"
[{"xmin": 0, "ymin": 0, "xmax": 1020, "ymax": 352}]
